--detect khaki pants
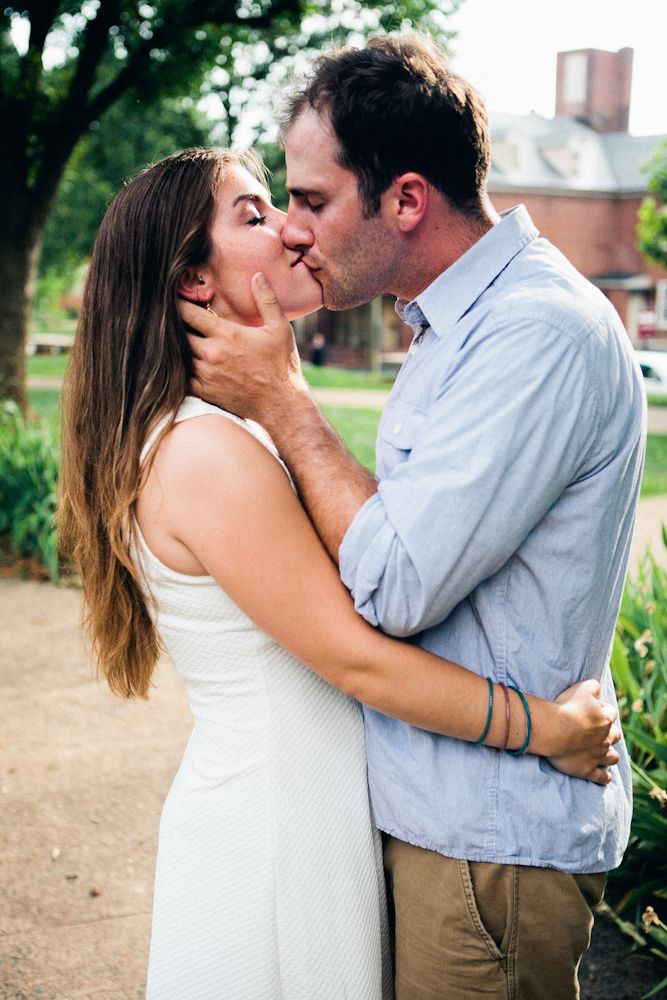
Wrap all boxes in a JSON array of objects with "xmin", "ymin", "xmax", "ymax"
[{"xmin": 383, "ymin": 835, "xmax": 606, "ymax": 1000}]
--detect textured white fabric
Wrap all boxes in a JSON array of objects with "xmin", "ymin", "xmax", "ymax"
[{"xmin": 138, "ymin": 398, "xmax": 391, "ymax": 1000}]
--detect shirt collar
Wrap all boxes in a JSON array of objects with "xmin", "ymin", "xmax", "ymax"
[{"xmin": 396, "ymin": 205, "xmax": 539, "ymax": 337}]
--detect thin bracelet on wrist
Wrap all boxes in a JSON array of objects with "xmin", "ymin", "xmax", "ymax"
[
  {"xmin": 506, "ymin": 686, "xmax": 532, "ymax": 756},
  {"xmin": 474, "ymin": 677, "xmax": 494, "ymax": 746},
  {"xmin": 497, "ymin": 681, "xmax": 511, "ymax": 752}
]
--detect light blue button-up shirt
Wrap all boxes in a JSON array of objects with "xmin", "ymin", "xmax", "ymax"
[{"xmin": 339, "ymin": 206, "xmax": 646, "ymax": 873}]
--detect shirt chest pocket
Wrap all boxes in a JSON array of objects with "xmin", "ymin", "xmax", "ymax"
[{"xmin": 377, "ymin": 400, "xmax": 428, "ymax": 472}]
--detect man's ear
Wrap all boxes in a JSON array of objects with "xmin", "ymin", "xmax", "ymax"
[
  {"xmin": 383, "ymin": 173, "xmax": 429, "ymax": 232},
  {"xmin": 178, "ymin": 267, "xmax": 214, "ymax": 304}
]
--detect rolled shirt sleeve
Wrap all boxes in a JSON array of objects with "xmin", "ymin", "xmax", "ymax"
[{"xmin": 339, "ymin": 312, "xmax": 601, "ymax": 637}]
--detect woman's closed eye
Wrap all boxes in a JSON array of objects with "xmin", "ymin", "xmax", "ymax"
[{"xmin": 247, "ymin": 214, "xmax": 267, "ymax": 226}]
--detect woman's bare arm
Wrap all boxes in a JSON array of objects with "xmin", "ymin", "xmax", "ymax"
[{"xmin": 136, "ymin": 414, "xmax": 620, "ymax": 783}]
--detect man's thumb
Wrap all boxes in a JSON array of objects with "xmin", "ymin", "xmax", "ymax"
[{"xmin": 252, "ymin": 272, "xmax": 285, "ymax": 327}]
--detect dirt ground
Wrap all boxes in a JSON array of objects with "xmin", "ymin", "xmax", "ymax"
[{"xmin": 2, "ymin": 495, "xmax": 666, "ymax": 999}]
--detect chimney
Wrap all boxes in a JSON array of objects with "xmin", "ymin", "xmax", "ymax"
[{"xmin": 556, "ymin": 47, "xmax": 633, "ymax": 133}]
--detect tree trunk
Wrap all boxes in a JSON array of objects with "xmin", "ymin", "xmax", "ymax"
[
  {"xmin": 0, "ymin": 227, "xmax": 44, "ymax": 413},
  {"xmin": 0, "ymin": 169, "xmax": 55, "ymax": 413}
]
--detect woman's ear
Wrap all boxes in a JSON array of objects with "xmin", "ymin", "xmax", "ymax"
[{"xmin": 178, "ymin": 268, "xmax": 214, "ymax": 304}]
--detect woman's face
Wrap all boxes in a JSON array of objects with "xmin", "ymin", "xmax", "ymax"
[{"xmin": 205, "ymin": 164, "xmax": 323, "ymax": 325}]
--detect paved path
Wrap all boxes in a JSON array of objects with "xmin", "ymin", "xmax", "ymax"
[
  {"xmin": 26, "ymin": 377, "xmax": 63, "ymax": 391},
  {"xmin": 28, "ymin": 378, "xmax": 667, "ymax": 433},
  {"xmin": 630, "ymin": 496, "xmax": 667, "ymax": 565},
  {"xmin": 1, "ymin": 495, "xmax": 666, "ymax": 998},
  {"xmin": 646, "ymin": 405, "xmax": 667, "ymax": 434},
  {"xmin": 0, "ymin": 580, "xmax": 188, "ymax": 999},
  {"xmin": 316, "ymin": 392, "xmax": 667, "ymax": 434},
  {"xmin": 311, "ymin": 386, "xmax": 390, "ymax": 410}
]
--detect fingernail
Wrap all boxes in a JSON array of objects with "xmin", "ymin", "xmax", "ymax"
[{"xmin": 255, "ymin": 272, "xmax": 269, "ymax": 288}]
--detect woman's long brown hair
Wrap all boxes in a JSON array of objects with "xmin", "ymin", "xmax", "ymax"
[{"xmin": 59, "ymin": 148, "xmax": 254, "ymax": 698}]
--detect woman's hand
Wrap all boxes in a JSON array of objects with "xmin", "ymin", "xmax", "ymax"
[{"xmin": 545, "ymin": 679, "xmax": 621, "ymax": 785}]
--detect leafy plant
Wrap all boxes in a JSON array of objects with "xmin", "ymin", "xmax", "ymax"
[
  {"xmin": 638, "ymin": 140, "xmax": 667, "ymax": 270},
  {"xmin": 0, "ymin": 401, "xmax": 60, "ymax": 580},
  {"xmin": 610, "ymin": 530, "xmax": 667, "ymax": 994}
]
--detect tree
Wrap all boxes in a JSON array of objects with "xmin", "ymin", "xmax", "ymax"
[
  {"xmin": 40, "ymin": 96, "xmax": 210, "ymax": 276},
  {"xmin": 638, "ymin": 140, "xmax": 667, "ymax": 270},
  {"xmin": 0, "ymin": 0, "xmax": 459, "ymax": 409}
]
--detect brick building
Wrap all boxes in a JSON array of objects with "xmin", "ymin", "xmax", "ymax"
[
  {"xmin": 487, "ymin": 47, "xmax": 667, "ymax": 347},
  {"xmin": 296, "ymin": 46, "xmax": 667, "ymax": 366}
]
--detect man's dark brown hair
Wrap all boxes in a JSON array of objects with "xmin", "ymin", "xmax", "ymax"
[{"xmin": 282, "ymin": 34, "xmax": 491, "ymax": 218}]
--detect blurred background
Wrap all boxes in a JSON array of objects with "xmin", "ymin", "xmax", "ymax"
[{"xmin": 1, "ymin": 3, "xmax": 666, "ymax": 997}]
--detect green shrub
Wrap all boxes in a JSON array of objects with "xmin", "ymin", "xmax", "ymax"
[
  {"xmin": 610, "ymin": 533, "xmax": 667, "ymax": 993},
  {"xmin": 0, "ymin": 401, "xmax": 60, "ymax": 580},
  {"xmin": 32, "ymin": 269, "xmax": 79, "ymax": 335}
]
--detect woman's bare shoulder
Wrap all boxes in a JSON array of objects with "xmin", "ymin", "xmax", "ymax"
[
  {"xmin": 145, "ymin": 410, "xmax": 295, "ymax": 528},
  {"xmin": 155, "ymin": 411, "xmax": 280, "ymax": 479},
  {"xmin": 137, "ymin": 411, "xmax": 294, "ymax": 575}
]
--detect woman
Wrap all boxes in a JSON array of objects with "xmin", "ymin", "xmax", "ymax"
[{"xmin": 59, "ymin": 149, "xmax": 619, "ymax": 1000}]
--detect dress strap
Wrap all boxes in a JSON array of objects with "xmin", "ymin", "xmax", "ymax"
[{"xmin": 140, "ymin": 396, "xmax": 293, "ymax": 486}]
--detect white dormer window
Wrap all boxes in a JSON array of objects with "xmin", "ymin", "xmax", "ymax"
[
  {"xmin": 491, "ymin": 137, "xmax": 520, "ymax": 175},
  {"xmin": 540, "ymin": 143, "xmax": 581, "ymax": 179}
]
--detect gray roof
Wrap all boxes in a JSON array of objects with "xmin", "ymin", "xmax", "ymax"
[
  {"xmin": 488, "ymin": 111, "xmax": 666, "ymax": 195},
  {"xmin": 601, "ymin": 132, "xmax": 666, "ymax": 190}
]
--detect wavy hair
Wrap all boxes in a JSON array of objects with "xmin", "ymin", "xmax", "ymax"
[{"xmin": 59, "ymin": 147, "xmax": 263, "ymax": 698}]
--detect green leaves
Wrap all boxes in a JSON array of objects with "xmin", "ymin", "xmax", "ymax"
[
  {"xmin": 638, "ymin": 140, "xmax": 667, "ymax": 269},
  {"xmin": 2, "ymin": 0, "xmax": 455, "ymax": 191},
  {"xmin": 0, "ymin": 401, "xmax": 60, "ymax": 580},
  {"xmin": 609, "ymin": 538, "xmax": 667, "ymax": 983},
  {"xmin": 40, "ymin": 95, "xmax": 210, "ymax": 274},
  {"xmin": 611, "ymin": 627, "xmax": 641, "ymax": 703}
]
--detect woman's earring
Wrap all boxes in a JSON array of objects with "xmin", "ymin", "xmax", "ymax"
[{"xmin": 196, "ymin": 276, "xmax": 218, "ymax": 315}]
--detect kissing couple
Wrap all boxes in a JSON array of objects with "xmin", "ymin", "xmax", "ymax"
[{"xmin": 60, "ymin": 33, "xmax": 644, "ymax": 1000}]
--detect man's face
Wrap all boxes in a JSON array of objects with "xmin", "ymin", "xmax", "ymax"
[{"xmin": 282, "ymin": 109, "xmax": 399, "ymax": 311}]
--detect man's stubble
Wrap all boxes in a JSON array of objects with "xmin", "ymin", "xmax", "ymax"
[{"xmin": 318, "ymin": 214, "xmax": 403, "ymax": 312}]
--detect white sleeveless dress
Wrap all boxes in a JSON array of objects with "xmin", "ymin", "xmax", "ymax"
[{"xmin": 138, "ymin": 398, "xmax": 391, "ymax": 1000}]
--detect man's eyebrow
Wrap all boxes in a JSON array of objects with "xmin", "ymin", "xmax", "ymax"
[
  {"xmin": 232, "ymin": 192, "xmax": 269, "ymax": 208},
  {"xmin": 287, "ymin": 186, "xmax": 323, "ymax": 198}
]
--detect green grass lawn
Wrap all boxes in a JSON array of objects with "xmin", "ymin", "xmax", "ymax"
[
  {"xmin": 302, "ymin": 364, "xmax": 394, "ymax": 390},
  {"xmin": 26, "ymin": 387, "xmax": 667, "ymax": 497},
  {"xmin": 26, "ymin": 353, "xmax": 70, "ymax": 379},
  {"xmin": 642, "ymin": 435, "xmax": 667, "ymax": 497},
  {"xmin": 321, "ymin": 405, "xmax": 382, "ymax": 473},
  {"xmin": 27, "ymin": 388, "xmax": 62, "ymax": 421},
  {"xmin": 648, "ymin": 395, "xmax": 667, "ymax": 408}
]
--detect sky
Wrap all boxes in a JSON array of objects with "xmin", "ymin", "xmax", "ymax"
[{"xmin": 447, "ymin": 0, "xmax": 667, "ymax": 136}]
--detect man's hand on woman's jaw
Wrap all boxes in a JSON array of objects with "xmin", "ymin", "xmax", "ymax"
[{"xmin": 178, "ymin": 272, "xmax": 310, "ymax": 425}]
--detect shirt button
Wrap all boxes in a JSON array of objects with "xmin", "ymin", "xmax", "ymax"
[{"xmin": 392, "ymin": 423, "xmax": 402, "ymax": 434}]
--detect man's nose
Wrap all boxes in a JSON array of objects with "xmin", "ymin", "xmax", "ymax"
[{"xmin": 282, "ymin": 205, "xmax": 314, "ymax": 251}]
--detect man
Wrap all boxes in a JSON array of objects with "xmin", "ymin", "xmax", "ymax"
[{"xmin": 181, "ymin": 35, "xmax": 645, "ymax": 999}]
